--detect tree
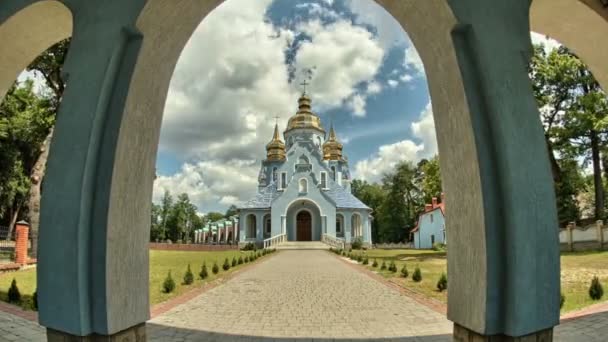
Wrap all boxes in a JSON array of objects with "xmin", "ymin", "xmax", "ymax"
[
  {"xmin": 351, "ymin": 179, "xmax": 386, "ymax": 242},
  {"xmin": 159, "ymin": 190, "xmax": 173, "ymax": 241},
  {"xmin": 166, "ymin": 193, "xmax": 197, "ymax": 242},
  {"xmin": 224, "ymin": 204, "xmax": 238, "ymax": 218},
  {"xmin": 0, "ymin": 80, "xmax": 55, "ymax": 240},
  {"xmin": 206, "ymin": 212, "xmax": 224, "ymax": 223},
  {"xmin": 530, "ymin": 43, "xmax": 608, "ymax": 221},
  {"xmin": 416, "ymin": 156, "xmax": 442, "ymax": 204}
]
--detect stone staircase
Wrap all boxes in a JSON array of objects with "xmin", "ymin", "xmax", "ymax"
[{"xmin": 274, "ymin": 241, "xmax": 331, "ymax": 250}]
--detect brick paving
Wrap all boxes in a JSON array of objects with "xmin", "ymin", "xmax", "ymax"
[{"xmin": 1, "ymin": 250, "xmax": 608, "ymax": 341}]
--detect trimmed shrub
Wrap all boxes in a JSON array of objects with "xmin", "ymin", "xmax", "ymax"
[
  {"xmin": 162, "ymin": 271, "xmax": 176, "ymax": 293},
  {"xmin": 238, "ymin": 256, "xmax": 244, "ymax": 265},
  {"xmin": 380, "ymin": 261, "xmax": 387, "ymax": 270},
  {"xmin": 7, "ymin": 278, "xmax": 21, "ymax": 303},
  {"xmin": 372, "ymin": 259, "xmax": 378, "ymax": 268},
  {"xmin": 244, "ymin": 255, "xmax": 250, "ymax": 263},
  {"xmin": 232, "ymin": 257, "xmax": 237, "ymax": 267},
  {"xmin": 400, "ymin": 264, "xmax": 409, "ymax": 278},
  {"xmin": 199, "ymin": 262, "xmax": 208, "ymax": 279},
  {"xmin": 362, "ymin": 257, "xmax": 369, "ymax": 265},
  {"xmin": 183, "ymin": 264, "xmax": 194, "ymax": 285},
  {"xmin": 389, "ymin": 261, "xmax": 397, "ymax": 273},
  {"xmin": 356, "ymin": 254, "xmax": 363, "ymax": 262},
  {"xmin": 241, "ymin": 242, "xmax": 256, "ymax": 251},
  {"xmin": 589, "ymin": 276, "xmax": 604, "ymax": 300},
  {"xmin": 351, "ymin": 237, "xmax": 363, "ymax": 250},
  {"xmin": 223, "ymin": 258, "xmax": 231, "ymax": 271},
  {"xmin": 560, "ymin": 292, "xmax": 565, "ymax": 309},
  {"xmin": 412, "ymin": 267, "xmax": 422, "ymax": 282},
  {"xmin": 212, "ymin": 262, "xmax": 220, "ymax": 274},
  {"xmin": 437, "ymin": 273, "xmax": 447, "ymax": 292}
]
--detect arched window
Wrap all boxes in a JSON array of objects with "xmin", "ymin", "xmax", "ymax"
[
  {"xmin": 331, "ymin": 166, "xmax": 336, "ymax": 181},
  {"xmin": 246, "ymin": 214, "xmax": 257, "ymax": 239},
  {"xmin": 336, "ymin": 214, "xmax": 344, "ymax": 237},
  {"xmin": 272, "ymin": 167, "xmax": 277, "ymax": 182},
  {"xmin": 263, "ymin": 214, "xmax": 271, "ymax": 238},
  {"xmin": 299, "ymin": 178, "xmax": 308, "ymax": 193},
  {"xmin": 298, "ymin": 155, "xmax": 309, "ymax": 164}
]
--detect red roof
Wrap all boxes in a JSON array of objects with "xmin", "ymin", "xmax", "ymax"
[{"xmin": 410, "ymin": 193, "xmax": 445, "ymax": 233}]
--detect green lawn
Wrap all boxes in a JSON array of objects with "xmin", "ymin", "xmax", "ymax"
[
  {"xmin": 344, "ymin": 248, "xmax": 608, "ymax": 313},
  {"xmin": 0, "ymin": 249, "xmax": 272, "ymax": 309}
]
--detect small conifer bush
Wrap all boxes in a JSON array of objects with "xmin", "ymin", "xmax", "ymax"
[
  {"xmin": 7, "ymin": 278, "xmax": 21, "ymax": 303},
  {"xmin": 200, "ymin": 262, "xmax": 208, "ymax": 279},
  {"xmin": 238, "ymin": 256, "xmax": 244, "ymax": 265},
  {"xmin": 232, "ymin": 257, "xmax": 237, "ymax": 267},
  {"xmin": 560, "ymin": 292, "xmax": 565, "ymax": 309},
  {"xmin": 437, "ymin": 273, "xmax": 447, "ymax": 292},
  {"xmin": 244, "ymin": 255, "xmax": 250, "ymax": 263},
  {"xmin": 223, "ymin": 258, "xmax": 231, "ymax": 271},
  {"xmin": 183, "ymin": 264, "xmax": 194, "ymax": 285},
  {"xmin": 389, "ymin": 260, "xmax": 397, "ymax": 272},
  {"xmin": 357, "ymin": 254, "xmax": 363, "ymax": 262},
  {"xmin": 162, "ymin": 271, "xmax": 176, "ymax": 293},
  {"xmin": 412, "ymin": 267, "xmax": 422, "ymax": 282},
  {"xmin": 362, "ymin": 257, "xmax": 369, "ymax": 265},
  {"xmin": 401, "ymin": 264, "xmax": 409, "ymax": 278},
  {"xmin": 589, "ymin": 276, "xmax": 604, "ymax": 300},
  {"xmin": 380, "ymin": 261, "xmax": 387, "ymax": 270},
  {"xmin": 372, "ymin": 259, "xmax": 378, "ymax": 267},
  {"xmin": 212, "ymin": 262, "xmax": 220, "ymax": 274}
]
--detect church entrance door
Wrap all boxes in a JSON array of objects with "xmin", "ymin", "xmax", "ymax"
[{"xmin": 296, "ymin": 211, "xmax": 312, "ymax": 241}]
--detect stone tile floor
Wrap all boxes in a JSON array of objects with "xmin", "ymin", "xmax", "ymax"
[{"xmin": 0, "ymin": 250, "xmax": 607, "ymax": 341}]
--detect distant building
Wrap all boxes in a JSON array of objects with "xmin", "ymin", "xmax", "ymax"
[
  {"xmin": 411, "ymin": 194, "xmax": 446, "ymax": 249},
  {"xmin": 238, "ymin": 92, "xmax": 372, "ymax": 247}
]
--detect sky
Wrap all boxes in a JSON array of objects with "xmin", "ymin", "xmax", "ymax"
[
  {"xmin": 153, "ymin": 0, "xmax": 438, "ymax": 213},
  {"xmin": 16, "ymin": 0, "xmax": 559, "ymax": 214}
]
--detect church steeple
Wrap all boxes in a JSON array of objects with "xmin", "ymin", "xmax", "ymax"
[
  {"xmin": 323, "ymin": 122, "xmax": 343, "ymax": 160},
  {"xmin": 266, "ymin": 123, "xmax": 286, "ymax": 161},
  {"xmin": 284, "ymin": 92, "xmax": 325, "ymax": 135}
]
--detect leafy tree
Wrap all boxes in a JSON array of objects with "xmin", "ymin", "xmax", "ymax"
[
  {"xmin": 159, "ymin": 190, "xmax": 173, "ymax": 240},
  {"xmin": 352, "ymin": 179, "xmax": 386, "ymax": 242},
  {"xmin": 206, "ymin": 212, "xmax": 225, "ymax": 223},
  {"xmin": 378, "ymin": 161, "xmax": 420, "ymax": 242},
  {"xmin": 416, "ymin": 156, "xmax": 442, "ymax": 204},
  {"xmin": 166, "ymin": 193, "xmax": 197, "ymax": 242},
  {"xmin": 224, "ymin": 204, "xmax": 238, "ymax": 218}
]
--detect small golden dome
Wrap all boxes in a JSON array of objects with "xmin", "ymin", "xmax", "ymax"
[
  {"xmin": 266, "ymin": 123, "xmax": 286, "ymax": 161},
  {"xmin": 323, "ymin": 123, "xmax": 343, "ymax": 160},
  {"xmin": 284, "ymin": 94, "xmax": 326, "ymax": 134}
]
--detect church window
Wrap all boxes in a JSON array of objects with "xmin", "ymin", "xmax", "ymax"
[
  {"xmin": 430, "ymin": 214, "xmax": 434, "ymax": 223},
  {"xmin": 272, "ymin": 167, "xmax": 277, "ymax": 182},
  {"xmin": 331, "ymin": 166, "xmax": 336, "ymax": 180},
  {"xmin": 431, "ymin": 234, "xmax": 435, "ymax": 245},
  {"xmin": 280, "ymin": 172, "xmax": 287, "ymax": 189},
  {"xmin": 320, "ymin": 171, "xmax": 327, "ymax": 189},
  {"xmin": 263, "ymin": 214, "xmax": 271, "ymax": 238},
  {"xmin": 299, "ymin": 178, "xmax": 308, "ymax": 193}
]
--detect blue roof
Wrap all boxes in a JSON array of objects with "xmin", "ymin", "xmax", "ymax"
[
  {"xmin": 325, "ymin": 183, "xmax": 371, "ymax": 210},
  {"xmin": 239, "ymin": 182, "xmax": 280, "ymax": 209}
]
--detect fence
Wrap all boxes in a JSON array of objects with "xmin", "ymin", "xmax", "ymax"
[
  {"xmin": 560, "ymin": 221, "xmax": 608, "ymax": 252},
  {"xmin": 149, "ymin": 242, "xmax": 239, "ymax": 251},
  {"xmin": 0, "ymin": 221, "xmax": 33, "ymax": 267},
  {"xmin": 0, "ymin": 225, "xmax": 15, "ymax": 263}
]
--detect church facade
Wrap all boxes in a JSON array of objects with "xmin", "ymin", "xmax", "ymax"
[{"xmin": 238, "ymin": 93, "xmax": 372, "ymax": 246}]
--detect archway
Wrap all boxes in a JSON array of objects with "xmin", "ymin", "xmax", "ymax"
[
  {"xmin": 0, "ymin": 0, "xmax": 577, "ymax": 340},
  {"xmin": 351, "ymin": 213, "xmax": 362, "ymax": 239},
  {"xmin": 336, "ymin": 213, "xmax": 344, "ymax": 238},
  {"xmin": 263, "ymin": 213, "xmax": 271, "ymax": 239},
  {"xmin": 246, "ymin": 214, "xmax": 256, "ymax": 240},
  {"xmin": 296, "ymin": 210, "xmax": 312, "ymax": 241}
]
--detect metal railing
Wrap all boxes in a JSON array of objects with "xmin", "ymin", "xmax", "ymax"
[
  {"xmin": 322, "ymin": 234, "xmax": 345, "ymax": 250},
  {"xmin": 0, "ymin": 225, "xmax": 15, "ymax": 263},
  {"xmin": 263, "ymin": 233, "xmax": 286, "ymax": 249}
]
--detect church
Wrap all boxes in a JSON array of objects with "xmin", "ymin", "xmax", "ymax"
[{"xmin": 238, "ymin": 92, "xmax": 372, "ymax": 247}]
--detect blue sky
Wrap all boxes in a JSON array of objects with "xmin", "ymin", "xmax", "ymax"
[{"xmin": 150, "ymin": 0, "xmax": 556, "ymax": 214}]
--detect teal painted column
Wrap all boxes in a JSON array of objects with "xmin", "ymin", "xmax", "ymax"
[
  {"xmin": 35, "ymin": 0, "xmax": 149, "ymax": 338},
  {"xmin": 446, "ymin": 0, "xmax": 559, "ymax": 338}
]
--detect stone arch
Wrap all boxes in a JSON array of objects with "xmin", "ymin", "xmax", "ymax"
[
  {"xmin": 336, "ymin": 213, "xmax": 344, "ymax": 237},
  {"xmin": 0, "ymin": 0, "xmax": 72, "ymax": 99},
  {"xmin": 263, "ymin": 213, "xmax": 271, "ymax": 238},
  {"xmin": 530, "ymin": 0, "xmax": 608, "ymax": 92}
]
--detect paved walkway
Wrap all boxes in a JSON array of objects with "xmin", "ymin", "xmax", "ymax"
[{"xmin": 1, "ymin": 250, "xmax": 608, "ymax": 341}]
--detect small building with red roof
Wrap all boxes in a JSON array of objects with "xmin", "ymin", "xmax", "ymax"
[{"xmin": 410, "ymin": 193, "xmax": 446, "ymax": 249}]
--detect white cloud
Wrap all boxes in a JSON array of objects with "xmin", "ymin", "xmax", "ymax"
[
  {"xmin": 400, "ymin": 73, "xmax": 414, "ymax": 83},
  {"xmin": 346, "ymin": 0, "xmax": 409, "ymax": 49},
  {"xmin": 295, "ymin": 19, "xmax": 385, "ymax": 110},
  {"xmin": 153, "ymin": 160, "xmax": 259, "ymax": 213},
  {"xmin": 387, "ymin": 79, "xmax": 398, "ymax": 88},
  {"xmin": 348, "ymin": 94, "xmax": 367, "ymax": 117},
  {"xmin": 156, "ymin": 0, "xmax": 390, "ymax": 211},
  {"xmin": 354, "ymin": 102, "xmax": 437, "ymax": 182},
  {"xmin": 366, "ymin": 80, "xmax": 382, "ymax": 95},
  {"xmin": 404, "ymin": 45, "xmax": 425, "ymax": 76}
]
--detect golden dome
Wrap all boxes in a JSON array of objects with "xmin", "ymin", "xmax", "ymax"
[
  {"xmin": 323, "ymin": 123, "xmax": 343, "ymax": 160},
  {"xmin": 266, "ymin": 123, "xmax": 286, "ymax": 161},
  {"xmin": 284, "ymin": 94, "xmax": 326, "ymax": 134}
]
